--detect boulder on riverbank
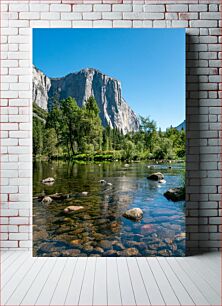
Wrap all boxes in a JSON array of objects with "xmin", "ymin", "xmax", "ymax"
[
  {"xmin": 123, "ymin": 208, "xmax": 143, "ymax": 221},
  {"xmin": 41, "ymin": 196, "xmax": 52, "ymax": 204},
  {"xmin": 164, "ymin": 187, "xmax": 185, "ymax": 202},
  {"xmin": 147, "ymin": 172, "xmax": 164, "ymax": 181},
  {"xmin": 42, "ymin": 177, "xmax": 55, "ymax": 184},
  {"xmin": 64, "ymin": 205, "xmax": 84, "ymax": 213},
  {"xmin": 81, "ymin": 191, "xmax": 88, "ymax": 196},
  {"xmin": 38, "ymin": 192, "xmax": 67, "ymax": 202}
]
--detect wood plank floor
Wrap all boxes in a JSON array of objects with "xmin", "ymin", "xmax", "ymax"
[{"xmin": 1, "ymin": 251, "xmax": 221, "ymax": 306}]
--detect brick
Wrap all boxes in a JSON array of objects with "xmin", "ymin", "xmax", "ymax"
[
  {"xmin": 112, "ymin": 4, "xmax": 132, "ymax": 12},
  {"xmin": 199, "ymin": 28, "xmax": 209, "ymax": 36},
  {"xmin": 29, "ymin": 4, "xmax": 49, "ymax": 12},
  {"xmin": 172, "ymin": 20, "xmax": 188, "ymax": 28},
  {"xmin": 9, "ymin": 20, "xmax": 29, "ymax": 28},
  {"xmin": 94, "ymin": 4, "xmax": 111, "ymax": 12},
  {"xmin": 19, "ymin": 241, "xmax": 31, "ymax": 248},
  {"xmin": 210, "ymin": 233, "xmax": 222, "ymax": 240},
  {"xmin": 73, "ymin": 4, "xmax": 92, "ymax": 12},
  {"xmin": 0, "ymin": 241, "xmax": 18, "ymax": 248},
  {"xmin": 209, "ymin": 28, "xmax": 221, "ymax": 36},
  {"xmin": 133, "ymin": 21, "xmax": 143, "ymax": 28},
  {"xmin": 165, "ymin": 13, "xmax": 178, "ymax": 20},
  {"xmin": 83, "ymin": 12, "xmax": 101, "ymax": 20},
  {"xmin": 113, "ymin": 20, "xmax": 132, "ymax": 28},
  {"xmin": 189, "ymin": 4, "xmax": 207, "ymax": 12},
  {"xmin": 50, "ymin": 21, "xmax": 72, "ymax": 28},
  {"xmin": 19, "ymin": 226, "xmax": 31, "ymax": 233},
  {"xmin": 19, "ymin": 12, "xmax": 40, "ymax": 20},
  {"xmin": 9, "ymin": 4, "xmax": 28, "ymax": 12},
  {"xmin": 93, "ymin": 20, "xmax": 112, "ymax": 28},
  {"xmin": 133, "ymin": 5, "xmax": 143, "ymax": 12},
  {"xmin": 209, "ymin": 4, "xmax": 219, "ymax": 12},
  {"xmin": 72, "ymin": 20, "xmax": 93, "ymax": 28},
  {"xmin": 102, "ymin": 12, "xmax": 122, "ymax": 20},
  {"xmin": 199, "ymin": 36, "xmax": 217, "ymax": 44},
  {"xmin": 50, "ymin": 4, "xmax": 71, "ymax": 12},
  {"xmin": 9, "ymin": 233, "xmax": 29, "ymax": 240},
  {"xmin": 190, "ymin": 20, "xmax": 218, "ymax": 28},
  {"xmin": 143, "ymin": 5, "xmax": 165, "ymax": 12},
  {"xmin": 61, "ymin": 13, "xmax": 82, "ymax": 20},
  {"xmin": 153, "ymin": 20, "xmax": 171, "ymax": 28},
  {"xmin": 1, "ymin": 209, "xmax": 18, "ymax": 216},
  {"xmin": 41, "ymin": 12, "xmax": 60, "ymax": 20},
  {"xmin": 30, "ymin": 20, "xmax": 50, "ymax": 28},
  {"xmin": 142, "ymin": 21, "xmax": 152, "ymax": 28},
  {"xmin": 179, "ymin": 13, "xmax": 198, "ymax": 20},
  {"xmin": 209, "ymin": 60, "xmax": 221, "ymax": 68},
  {"xmin": 123, "ymin": 12, "xmax": 164, "ymax": 20},
  {"xmin": 166, "ymin": 5, "xmax": 188, "ymax": 12},
  {"xmin": 2, "ymin": 123, "xmax": 18, "ymax": 131},
  {"xmin": 200, "ymin": 12, "xmax": 221, "ymax": 20},
  {"xmin": 209, "ymin": 217, "xmax": 221, "ymax": 225},
  {"xmin": 1, "ymin": 60, "xmax": 18, "ymax": 68}
]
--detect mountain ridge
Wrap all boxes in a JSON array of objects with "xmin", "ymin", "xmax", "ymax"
[{"xmin": 33, "ymin": 66, "xmax": 140, "ymax": 134}]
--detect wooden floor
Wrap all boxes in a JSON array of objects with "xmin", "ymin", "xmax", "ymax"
[{"xmin": 1, "ymin": 251, "xmax": 221, "ymax": 306}]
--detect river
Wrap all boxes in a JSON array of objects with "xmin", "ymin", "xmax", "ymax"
[{"xmin": 33, "ymin": 161, "xmax": 185, "ymax": 257}]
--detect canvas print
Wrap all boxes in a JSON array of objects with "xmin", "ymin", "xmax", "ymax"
[{"xmin": 33, "ymin": 29, "xmax": 185, "ymax": 257}]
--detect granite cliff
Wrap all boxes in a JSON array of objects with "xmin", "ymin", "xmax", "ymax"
[{"xmin": 33, "ymin": 66, "xmax": 140, "ymax": 134}]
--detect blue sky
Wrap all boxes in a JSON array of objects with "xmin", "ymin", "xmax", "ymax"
[{"xmin": 33, "ymin": 29, "xmax": 185, "ymax": 130}]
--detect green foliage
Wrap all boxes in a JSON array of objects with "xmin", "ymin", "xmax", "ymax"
[
  {"xmin": 33, "ymin": 102, "xmax": 48, "ymax": 120},
  {"xmin": 33, "ymin": 96, "xmax": 185, "ymax": 162},
  {"xmin": 43, "ymin": 128, "xmax": 58, "ymax": 158},
  {"xmin": 33, "ymin": 116, "xmax": 44, "ymax": 156}
]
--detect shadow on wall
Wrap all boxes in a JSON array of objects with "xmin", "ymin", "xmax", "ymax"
[{"xmin": 186, "ymin": 33, "xmax": 201, "ymax": 256}]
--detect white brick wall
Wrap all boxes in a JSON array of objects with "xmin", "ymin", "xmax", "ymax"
[{"xmin": 1, "ymin": 0, "xmax": 221, "ymax": 254}]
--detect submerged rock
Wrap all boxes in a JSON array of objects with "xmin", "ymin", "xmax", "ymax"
[
  {"xmin": 123, "ymin": 208, "xmax": 143, "ymax": 221},
  {"xmin": 119, "ymin": 247, "xmax": 139, "ymax": 256},
  {"xmin": 99, "ymin": 240, "xmax": 113, "ymax": 250},
  {"xmin": 164, "ymin": 187, "xmax": 185, "ymax": 202},
  {"xmin": 41, "ymin": 196, "xmax": 52, "ymax": 204},
  {"xmin": 70, "ymin": 239, "xmax": 81, "ymax": 246},
  {"xmin": 147, "ymin": 172, "xmax": 164, "ymax": 181},
  {"xmin": 112, "ymin": 242, "xmax": 125, "ymax": 251},
  {"xmin": 64, "ymin": 206, "xmax": 84, "ymax": 213},
  {"xmin": 103, "ymin": 250, "xmax": 117, "ymax": 257},
  {"xmin": 141, "ymin": 224, "xmax": 154, "ymax": 234},
  {"xmin": 94, "ymin": 247, "xmax": 104, "ymax": 254},
  {"xmin": 41, "ymin": 177, "xmax": 55, "ymax": 184}
]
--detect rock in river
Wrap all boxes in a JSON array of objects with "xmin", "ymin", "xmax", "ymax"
[
  {"xmin": 81, "ymin": 191, "xmax": 88, "ymax": 196},
  {"xmin": 64, "ymin": 206, "xmax": 84, "ymax": 213},
  {"xmin": 119, "ymin": 248, "xmax": 139, "ymax": 256},
  {"xmin": 41, "ymin": 196, "xmax": 52, "ymax": 204},
  {"xmin": 41, "ymin": 177, "xmax": 55, "ymax": 184},
  {"xmin": 123, "ymin": 208, "xmax": 143, "ymax": 221},
  {"xmin": 147, "ymin": 172, "xmax": 164, "ymax": 181},
  {"xmin": 164, "ymin": 187, "xmax": 185, "ymax": 202}
]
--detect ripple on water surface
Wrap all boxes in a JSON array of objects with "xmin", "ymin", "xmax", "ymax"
[{"xmin": 33, "ymin": 161, "xmax": 186, "ymax": 257}]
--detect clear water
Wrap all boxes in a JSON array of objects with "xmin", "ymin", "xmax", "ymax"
[{"xmin": 33, "ymin": 161, "xmax": 185, "ymax": 257}]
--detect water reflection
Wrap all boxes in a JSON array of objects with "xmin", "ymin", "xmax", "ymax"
[{"xmin": 33, "ymin": 161, "xmax": 185, "ymax": 257}]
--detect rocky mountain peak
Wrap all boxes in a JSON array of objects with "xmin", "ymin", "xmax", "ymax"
[{"xmin": 33, "ymin": 66, "xmax": 140, "ymax": 134}]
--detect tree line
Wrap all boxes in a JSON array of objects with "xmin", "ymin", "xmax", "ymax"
[{"xmin": 33, "ymin": 96, "xmax": 185, "ymax": 161}]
